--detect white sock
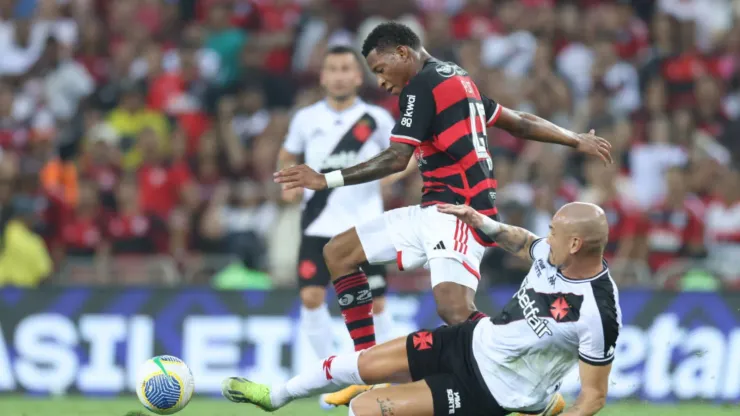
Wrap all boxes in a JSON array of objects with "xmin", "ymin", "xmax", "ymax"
[
  {"xmin": 373, "ymin": 309, "xmax": 395, "ymax": 344},
  {"xmin": 300, "ymin": 303, "xmax": 335, "ymax": 359},
  {"xmin": 270, "ymin": 351, "xmax": 364, "ymax": 407}
]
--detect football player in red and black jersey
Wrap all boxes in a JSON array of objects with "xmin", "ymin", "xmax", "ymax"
[{"xmin": 275, "ymin": 23, "xmax": 613, "ymax": 404}]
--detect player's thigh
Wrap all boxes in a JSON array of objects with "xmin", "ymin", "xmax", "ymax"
[
  {"xmin": 360, "ymin": 262, "xmax": 388, "ymax": 298},
  {"xmin": 349, "ymin": 381, "xmax": 434, "ymax": 416},
  {"xmin": 356, "ymin": 206, "xmax": 427, "ymax": 270},
  {"xmin": 421, "ymin": 207, "xmax": 486, "ymax": 291},
  {"xmin": 358, "ymin": 336, "xmax": 413, "ymax": 385},
  {"xmin": 297, "ymin": 236, "xmax": 332, "ymax": 288}
]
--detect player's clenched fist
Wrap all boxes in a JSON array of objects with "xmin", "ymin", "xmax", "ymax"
[
  {"xmin": 274, "ymin": 164, "xmax": 328, "ymax": 191},
  {"xmin": 437, "ymin": 203, "xmax": 486, "ymax": 229}
]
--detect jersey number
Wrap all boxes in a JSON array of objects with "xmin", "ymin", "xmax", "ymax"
[{"xmin": 469, "ymin": 103, "xmax": 493, "ymax": 171}]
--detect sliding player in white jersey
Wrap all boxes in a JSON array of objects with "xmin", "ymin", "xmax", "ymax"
[
  {"xmin": 278, "ymin": 46, "xmax": 414, "ymax": 365},
  {"xmin": 223, "ymin": 202, "xmax": 622, "ymax": 416}
]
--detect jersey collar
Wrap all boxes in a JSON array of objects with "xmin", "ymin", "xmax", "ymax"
[{"xmin": 557, "ymin": 260, "xmax": 610, "ymax": 284}]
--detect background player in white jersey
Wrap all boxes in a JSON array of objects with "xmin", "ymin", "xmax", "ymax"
[
  {"xmin": 278, "ymin": 46, "xmax": 413, "ymax": 362},
  {"xmin": 223, "ymin": 201, "xmax": 622, "ymax": 416}
]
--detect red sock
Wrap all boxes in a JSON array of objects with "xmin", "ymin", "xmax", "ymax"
[
  {"xmin": 333, "ymin": 272, "xmax": 375, "ymax": 351},
  {"xmin": 468, "ymin": 311, "xmax": 488, "ymax": 322}
]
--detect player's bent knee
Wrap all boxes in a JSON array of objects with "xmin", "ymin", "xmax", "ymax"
[
  {"xmin": 324, "ymin": 228, "xmax": 366, "ymax": 277},
  {"xmin": 433, "ymin": 282, "xmax": 476, "ymax": 325},
  {"xmin": 436, "ymin": 302, "xmax": 474, "ymax": 325},
  {"xmin": 299, "ymin": 287, "xmax": 326, "ymax": 309}
]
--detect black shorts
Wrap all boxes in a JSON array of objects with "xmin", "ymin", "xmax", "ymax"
[
  {"xmin": 406, "ymin": 320, "xmax": 510, "ymax": 416},
  {"xmin": 297, "ymin": 235, "xmax": 387, "ymax": 297}
]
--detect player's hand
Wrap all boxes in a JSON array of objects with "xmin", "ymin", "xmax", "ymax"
[
  {"xmin": 274, "ymin": 164, "xmax": 328, "ymax": 191},
  {"xmin": 575, "ymin": 129, "xmax": 613, "ymax": 165},
  {"xmin": 436, "ymin": 204, "xmax": 486, "ymax": 229}
]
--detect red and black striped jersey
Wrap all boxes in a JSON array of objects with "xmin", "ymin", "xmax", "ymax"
[{"xmin": 390, "ymin": 59, "xmax": 502, "ymax": 246}]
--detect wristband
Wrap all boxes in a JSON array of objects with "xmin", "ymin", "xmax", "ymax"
[
  {"xmin": 480, "ymin": 216, "xmax": 503, "ymax": 236},
  {"xmin": 324, "ymin": 170, "xmax": 345, "ymax": 189}
]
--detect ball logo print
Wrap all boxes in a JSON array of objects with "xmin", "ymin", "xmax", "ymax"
[{"xmin": 136, "ymin": 355, "xmax": 194, "ymax": 414}]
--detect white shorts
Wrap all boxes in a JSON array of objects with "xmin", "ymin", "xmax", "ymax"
[{"xmin": 355, "ymin": 205, "xmax": 485, "ymax": 291}]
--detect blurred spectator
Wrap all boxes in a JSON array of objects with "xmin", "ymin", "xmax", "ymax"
[
  {"xmin": 630, "ymin": 116, "xmax": 688, "ymax": 208},
  {"xmin": 59, "ymin": 179, "xmax": 104, "ymax": 259},
  {"xmin": 107, "ymin": 83, "xmax": 169, "ymax": 169},
  {"xmin": 106, "ymin": 175, "xmax": 166, "ymax": 255},
  {"xmin": 79, "ymin": 121, "xmax": 122, "ymax": 209},
  {"xmin": 705, "ymin": 165, "xmax": 740, "ymax": 288},
  {"xmin": 641, "ymin": 166, "xmax": 705, "ymax": 272},
  {"xmin": 229, "ymin": 83, "xmax": 270, "ymax": 149},
  {"xmin": 205, "ymin": 2, "xmax": 247, "ymax": 87},
  {"xmin": 39, "ymin": 36, "xmax": 94, "ymax": 121},
  {"xmin": 199, "ymin": 181, "xmax": 277, "ymax": 269},
  {"xmin": 136, "ymin": 127, "xmax": 197, "ymax": 221}
]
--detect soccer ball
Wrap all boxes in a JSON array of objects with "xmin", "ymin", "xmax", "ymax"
[{"xmin": 136, "ymin": 355, "xmax": 195, "ymax": 415}]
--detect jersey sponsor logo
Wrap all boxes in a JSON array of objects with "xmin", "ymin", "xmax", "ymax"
[
  {"xmin": 401, "ymin": 95, "xmax": 416, "ymax": 127},
  {"xmin": 446, "ymin": 389, "xmax": 461, "ymax": 414},
  {"xmin": 550, "ymin": 297, "xmax": 570, "ymax": 321},
  {"xmin": 322, "ymin": 355, "xmax": 336, "ymax": 380},
  {"xmin": 356, "ymin": 289, "xmax": 372, "ymax": 303},
  {"xmin": 320, "ymin": 150, "xmax": 359, "ymax": 171},
  {"xmin": 516, "ymin": 284, "xmax": 554, "ymax": 338},
  {"xmin": 412, "ymin": 331, "xmax": 433, "ymax": 350}
]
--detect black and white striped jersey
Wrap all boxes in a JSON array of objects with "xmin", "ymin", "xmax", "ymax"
[
  {"xmin": 472, "ymin": 238, "xmax": 622, "ymax": 411},
  {"xmin": 282, "ymin": 99, "xmax": 395, "ymax": 237}
]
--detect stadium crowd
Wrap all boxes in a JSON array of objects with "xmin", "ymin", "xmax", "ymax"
[{"xmin": 0, "ymin": 0, "xmax": 738, "ymax": 290}]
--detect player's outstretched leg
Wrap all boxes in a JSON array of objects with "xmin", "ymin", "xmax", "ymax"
[
  {"xmin": 324, "ymin": 228, "xmax": 377, "ymax": 351},
  {"xmin": 222, "ymin": 336, "xmax": 411, "ymax": 411}
]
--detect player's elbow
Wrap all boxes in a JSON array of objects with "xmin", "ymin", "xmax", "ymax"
[{"xmin": 582, "ymin": 390, "xmax": 607, "ymax": 414}]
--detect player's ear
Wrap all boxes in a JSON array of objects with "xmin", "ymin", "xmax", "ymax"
[
  {"xmin": 569, "ymin": 237, "xmax": 581, "ymax": 255},
  {"xmin": 397, "ymin": 45, "xmax": 408, "ymax": 60}
]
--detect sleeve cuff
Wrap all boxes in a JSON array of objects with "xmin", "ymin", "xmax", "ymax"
[
  {"xmin": 529, "ymin": 237, "xmax": 544, "ymax": 260},
  {"xmin": 486, "ymin": 104, "xmax": 502, "ymax": 127},
  {"xmin": 579, "ymin": 353, "xmax": 614, "ymax": 367},
  {"xmin": 390, "ymin": 135, "xmax": 421, "ymax": 147}
]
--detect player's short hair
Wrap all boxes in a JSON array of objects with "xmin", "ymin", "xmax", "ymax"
[
  {"xmin": 325, "ymin": 45, "xmax": 363, "ymax": 66},
  {"xmin": 361, "ymin": 22, "xmax": 421, "ymax": 57}
]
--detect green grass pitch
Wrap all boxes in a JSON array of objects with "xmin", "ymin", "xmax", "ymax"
[{"xmin": 0, "ymin": 396, "xmax": 737, "ymax": 416}]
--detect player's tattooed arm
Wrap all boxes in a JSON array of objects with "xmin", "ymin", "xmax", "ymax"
[
  {"xmin": 436, "ymin": 204, "xmax": 539, "ymax": 262},
  {"xmin": 341, "ymin": 141, "xmax": 415, "ymax": 186},
  {"xmin": 487, "ymin": 223, "xmax": 539, "ymax": 262},
  {"xmin": 376, "ymin": 398, "xmax": 396, "ymax": 416},
  {"xmin": 494, "ymin": 107, "xmax": 613, "ymax": 165}
]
